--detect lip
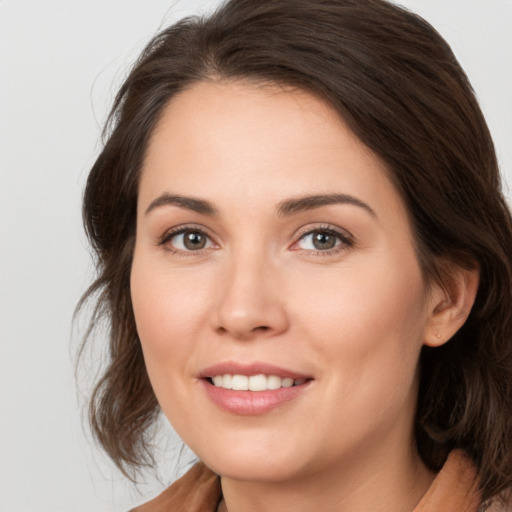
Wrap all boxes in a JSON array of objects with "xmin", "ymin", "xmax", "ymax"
[{"xmin": 198, "ymin": 361, "xmax": 313, "ymax": 415}]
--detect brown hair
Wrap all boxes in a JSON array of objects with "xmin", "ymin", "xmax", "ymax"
[{"xmin": 78, "ymin": 0, "xmax": 512, "ymax": 503}]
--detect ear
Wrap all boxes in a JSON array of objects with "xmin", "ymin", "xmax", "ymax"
[{"xmin": 424, "ymin": 264, "xmax": 479, "ymax": 348}]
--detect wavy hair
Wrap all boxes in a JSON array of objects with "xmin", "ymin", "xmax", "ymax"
[{"xmin": 78, "ymin": 0, "xmax": 512, "ymax": 504}]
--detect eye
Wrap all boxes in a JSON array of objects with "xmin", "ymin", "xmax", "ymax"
[
  {"xmin": 161, "ymin": 228, "xmax": 214, "ymax": 252},
  {"xmin": 294, "ymin": 227, "xmax": 353, "ymax": 253}
]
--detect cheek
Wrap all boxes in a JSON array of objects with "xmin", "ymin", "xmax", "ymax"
[
  {"xmin": 130, "ymin": 253, "xmax": 213, "ymax": 377},
  {"xmin": 290, "ymin": 254, "xmax": 428, "ymax": 385},
  {"xmin": 288, "ymin": 257, "xmax": 428, "ymax": 447}
]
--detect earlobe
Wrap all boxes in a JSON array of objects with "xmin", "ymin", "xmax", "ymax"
[{"xmin": 424, "ymin": 264, "xmax": 480, "ymax": 348}]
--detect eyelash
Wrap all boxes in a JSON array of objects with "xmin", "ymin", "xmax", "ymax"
[
  {"xmin": 158, "ymin": 224, "xmax": 216, "ymax": 257},
  {"xmin": 158, "ymin": 224, "xmax": 354, "ymax": 257},
  {"xmin": 292, "ymin": 224, "xmax": 354, "ymax": 257}
]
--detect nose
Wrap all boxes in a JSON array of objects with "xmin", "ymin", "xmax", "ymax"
[{"xmin": 212, "ymin": 255, "xmax": 289, "ymax": 340}]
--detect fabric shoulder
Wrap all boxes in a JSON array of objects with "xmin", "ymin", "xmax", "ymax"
[{"xmin": 129, "ymin": 462, "xmax": 221, "ymax": 512}]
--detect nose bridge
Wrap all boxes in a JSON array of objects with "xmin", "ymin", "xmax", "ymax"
[{"xmin": 214, "ymin": 242, "xmax": 288, "ymax": 339}]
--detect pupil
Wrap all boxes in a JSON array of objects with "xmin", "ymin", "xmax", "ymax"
[
  {"xmin": 184, "ymin": 231, "xmax": 206, "ymax": 250},
  {"xmin": 313, "ymin": 231, "xmax": 335, "ymax": 250}
]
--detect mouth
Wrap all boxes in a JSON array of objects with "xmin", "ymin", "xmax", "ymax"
[{"xmin": 198, "ymin": 362, "xmax": 313, "ymax": 415}]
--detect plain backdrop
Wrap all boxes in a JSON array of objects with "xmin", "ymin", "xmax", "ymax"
[{"xmin": 0, "ymin": 1, "xmax": 511, "ymax": 511}]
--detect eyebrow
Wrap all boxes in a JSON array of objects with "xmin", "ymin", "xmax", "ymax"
[
  {"xmin": 145, "ymin": 193, "xmax": 218, "ymax": 216},
  {"xmin": 144, "ymin": 192, "xmax": 376, "ymax": 218},
  {"xmin": 277, "ymin": 193, "xmax": 376, "ymax": 218}
]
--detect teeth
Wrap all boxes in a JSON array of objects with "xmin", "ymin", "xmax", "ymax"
[
  {"xmin": 231, "ymin": 375, "xmax": 249, "ymax": 390},
  {"xmin": 282, "ymin": 378, "xmax": 294, "ymax": 388},
  {"xmin": 210, "ymin": 374, "xmax": 306, "ymax": 391},
  {"xmin": 249, "ymin": 374, "xmax": 267, "ymax": 391},
  {"xmin": 223, "ymin": 375, "xmax": 233, "ymax": 389},
  {"xmin": 267, "ymin": 375, "xmax": 282, "ymax": 390}
]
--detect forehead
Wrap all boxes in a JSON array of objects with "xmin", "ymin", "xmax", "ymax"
[{"xmin": 139, "ymin": 80, "xmax": 405, "ymax": 223}]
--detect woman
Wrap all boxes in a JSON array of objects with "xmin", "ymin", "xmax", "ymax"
[{"xmin": 79, "ymin": 0, "xmax": 512, "ymax": 510}]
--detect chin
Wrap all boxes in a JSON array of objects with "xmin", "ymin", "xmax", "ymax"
[
  {"xmin": 190, "ymin": 432, "xmax": 310, "ymax": 482},
  {"xmin": 205, "ymin": 456, "xmax": 304, "ymax": 483}
]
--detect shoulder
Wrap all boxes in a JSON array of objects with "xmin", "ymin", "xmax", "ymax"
[{"xmin": 129, "ymin": 462, "xmax": 221, "ymax": 512}]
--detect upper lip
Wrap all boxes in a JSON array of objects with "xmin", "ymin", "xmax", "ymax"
[{"xmin": 198, "ymin": 361, "xmax": 312, "ymax": 380}]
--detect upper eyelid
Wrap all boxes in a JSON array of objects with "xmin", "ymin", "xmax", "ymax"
[
  {"xmin": 158, "ymin": 224, "xmax": 216, "ymax": 245},
  {"xmin": 290, "ymin": 225, "xmax": 355, "ymax": 254},
  {"xmin": 294, "ymin": 224, "xmax": 353, "ymax": 242}
]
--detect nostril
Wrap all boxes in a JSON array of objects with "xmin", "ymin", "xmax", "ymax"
[{"xmin": 253, "ymin": 325, "xmax": 270, "ymax": 332}]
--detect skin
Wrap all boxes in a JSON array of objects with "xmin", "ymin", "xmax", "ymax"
[{"xmin": 131, "ymin": 81, "xmax": 477, "ymax": 512}]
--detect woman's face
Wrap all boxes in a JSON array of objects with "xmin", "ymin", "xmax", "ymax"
[{"xmin": 131, "ymin": 81, "xmax": 438, "ymax": 483}]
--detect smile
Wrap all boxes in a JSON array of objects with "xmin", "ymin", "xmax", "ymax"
[
  {"xmin": 199, "ymin": 363, "xmax": 313, "ymax": 415},
  {"xmin": 210, "ymin": 374, "xmax": 307, "ymax": 391}
]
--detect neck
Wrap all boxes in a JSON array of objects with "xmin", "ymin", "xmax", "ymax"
[{"xmin": 219, "ymin": 439, "xmax": 435, "ymax": 512}]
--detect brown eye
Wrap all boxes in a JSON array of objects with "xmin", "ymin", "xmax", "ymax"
[
  {"xmin": 311, "ymin": 231, "xmax": 337, "ymax": 250},
  {"xmin": 183, "ymin": 230, "xmax": 207, "ymax": 250},
  {"xmin": 165, "ymin": 228, "xmax": 213, "ymax": 252},
  {"xmin": 296, "ymin": 228, "xmax": 351, "ymax": 253}
]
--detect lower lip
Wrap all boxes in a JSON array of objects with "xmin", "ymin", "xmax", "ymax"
[{"xmin": 201, "ymin": 379, "xmax": 311, "ymax": 415}]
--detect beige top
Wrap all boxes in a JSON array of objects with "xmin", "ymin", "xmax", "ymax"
[{"xmin": 131, "ymin": 450, "xmax": 481, "ymax": 512}]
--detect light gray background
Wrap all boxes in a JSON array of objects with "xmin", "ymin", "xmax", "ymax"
[{"xmin": 1, "ymin": 1, "xmax": 511, "ymax": 511}]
